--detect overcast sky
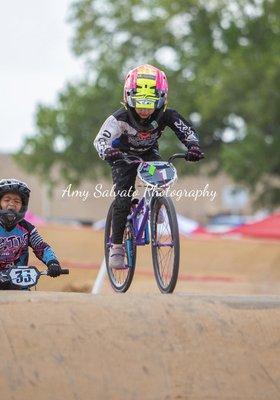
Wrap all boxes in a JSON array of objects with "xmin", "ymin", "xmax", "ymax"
[{"xmin": 0, "ymin": 0, "xmax": 83, "ymax": 153}]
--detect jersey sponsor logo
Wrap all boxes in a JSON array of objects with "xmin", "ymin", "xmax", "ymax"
[
  {"xmin": 128, "ymin": 131, "xmax": 157, "ymax": 147},
  {"xmin": 138, "ymin": 131, "xmax": 151, "ymax": 140},
  {"xmin": 103, "ymin": 130, "xmax": 111, "ymax": 138},
  {"xmin": 0, "ymin": 233, "xmax": 28, "ymax": 261},
  {"xmin": 174, "ymin": 119, "xmax": 194, "ymax": 136},
  {"xmin": 0, "ymin": 233, "xmax": 28, "ymax": 251},
  {"xmin": 96, "ymin": 138, "xmax": 108, "ymax": 157}
]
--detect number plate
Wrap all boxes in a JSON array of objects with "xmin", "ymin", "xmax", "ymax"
[
  {"xmin": 9, "ymin": 267, "xmax": 39, "ymax": 287},
  {"xmin": 137, "ymin": 161, "xmax": 177, "ymax": 188}
]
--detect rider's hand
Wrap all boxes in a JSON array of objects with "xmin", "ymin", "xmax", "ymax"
[
  {"xmin": 47, "ymin": 261, "xmax": 62, "ymax": 277},
  {"xmin": 104, "ymin": 148, "xmax": 123, "ymax": 162},
  {"xmin": 186, "ymin": 144, "xmax": 204, "ymax": 162}
]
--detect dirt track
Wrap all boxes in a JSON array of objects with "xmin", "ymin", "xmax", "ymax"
[
  {"xmin": 1, "ymin": 225, "xmax": 280, "ymax": 399},
  {"xmin": 33, "ymin": 224, "xmax": 280, "ymax": 295},
  {"xmin": 0, "ymin": 292, "xmax": 280, "ymax": 400}
]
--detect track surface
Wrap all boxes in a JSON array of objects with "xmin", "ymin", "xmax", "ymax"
[
  {"xmin": 34, "ymin": 225, "xmax": 280, "ymax": 295},
  {"xmin": 0, "ymin": 293, "xmax": 280, "ymax": 400},
  {"xmin": 1, "ymin": 225, "xmax": 280, "ymax": 399}
]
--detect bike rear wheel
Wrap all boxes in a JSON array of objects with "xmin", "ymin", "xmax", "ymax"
[
  {"xmin": 104, "ymin": 201, "xmax": 136, "ymax": 293},
  {"xmin": 150, "ymin": 196, "xmax": 180, "ymax": 293}
]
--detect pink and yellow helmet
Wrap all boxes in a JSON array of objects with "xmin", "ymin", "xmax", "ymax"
[{"xmin": 124, "ymin": 64, "xmax": 168, "ymax": 110}]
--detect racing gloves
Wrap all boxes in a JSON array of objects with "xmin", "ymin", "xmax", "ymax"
[
  {"xmin": 47, "ymin": 260, "xmax": 62, "ymax": 277},
  {"xmin": 104, "ymin": 148, "xmax": 123, "ymax": 162},
  {"xmin": 186, "ymin": 143, "xmax": 204, "ymax": 162},
  {"xmin": 104, "ymin": 145, "xmax": 204, "ymax": 163}
]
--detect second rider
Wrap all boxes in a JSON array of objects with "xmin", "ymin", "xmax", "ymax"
[{"xmin": 94, "ymin": 64, "xmax": 204, "ymax": 269}]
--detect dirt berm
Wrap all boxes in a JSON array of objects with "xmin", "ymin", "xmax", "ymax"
[{"xmin": 0, "ymin": 292, "xmax": 280, "ymax": 400}]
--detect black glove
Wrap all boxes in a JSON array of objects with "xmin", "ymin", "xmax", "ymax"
[
  {"xmin": 47, "ymin": 261, "xmax": 62, "ymax": 277},
  {"xmin": 186, "ymin": 144, "xmax": 204, "ymax": 162},
  {"xmin": 104, "ymin": 148, "xmax": 123, "ymax": 162}
]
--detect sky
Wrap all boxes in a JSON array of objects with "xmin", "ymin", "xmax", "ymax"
[{"xmin": 0, "ymin": 0, "xmax": 83, "ymax": 153}]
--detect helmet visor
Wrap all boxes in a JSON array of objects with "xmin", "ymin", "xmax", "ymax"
[{"xmin": 131, "ymin": 77, "xmax": 159, "ymax": 109}]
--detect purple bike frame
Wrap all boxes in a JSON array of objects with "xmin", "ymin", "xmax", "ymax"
[
  {"xmin": 113, "ymin": 153, "xmax": 188, "ymax": 248},
  {"xmin": 127, "ymin": 197, "xmax": 150, "ymax": 245},
  {"xmin": 127, "ymin": 196, "xmax": 175, "ymax": 248}
]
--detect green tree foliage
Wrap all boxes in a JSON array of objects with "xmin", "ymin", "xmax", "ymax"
[
  {"xmin": 15, "ymin": 0, "xmax": 280, "ymax": 206},
  {"xmin": 219, "ymin": 0, "xmax": 280, "ymax": 208}
]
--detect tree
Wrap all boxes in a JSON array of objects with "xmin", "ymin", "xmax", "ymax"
[
  {"xmin": 15, "ymin": 0, "xmax": 280, "ymax": 207},
  {"xmin": 219, "ymin": 0, "xmax": 280, "ymax": 208}
]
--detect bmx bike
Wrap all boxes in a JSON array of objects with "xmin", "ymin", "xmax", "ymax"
[
  {"xmin": 105, "ymin": 153, "xmax": 186, "ymax": 294},
  {"xmin": 0, "ymin": 265, "xmax": 69, "ymax": 290}
]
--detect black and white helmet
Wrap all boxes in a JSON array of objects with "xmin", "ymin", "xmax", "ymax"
[{"xmin": 0, "ymin": 179, "xmax": 31, "ymax": 229}]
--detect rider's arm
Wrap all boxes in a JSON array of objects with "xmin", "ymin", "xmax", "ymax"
[
  {"xmin": 30, "ymin": 228, "xmax": 59, "ymax": 266},
  {"xmin": 93, "ymin": 114, "xmax": 122, "ymax": 159},
  {"xmin": 164, "ymin": 108, "xmax": 200, "ymax": 148},
  {"xmin": 23, "ymin": 221, "xmax": 59, "ymax": 266}
]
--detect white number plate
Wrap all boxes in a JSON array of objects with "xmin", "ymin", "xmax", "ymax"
[{"xmin": 9, "ymin": 267, "xmax": 38, "ymax": 287}]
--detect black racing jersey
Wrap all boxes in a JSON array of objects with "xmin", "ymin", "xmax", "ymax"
[{"xmin": 94, "ymin": 107, "xmax": 199, "ymax": 159}]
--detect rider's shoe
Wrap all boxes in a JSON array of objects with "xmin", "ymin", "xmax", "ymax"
[{"xmin": 109, "ymin": 244, "xmax": 127, "ymax": 269}]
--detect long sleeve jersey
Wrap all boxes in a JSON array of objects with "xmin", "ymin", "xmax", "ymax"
[
  {"xmin": 94, "ymin": 107, "xmax": 199, "ymax": 159},
  {"xmin": 0, "ymin": 219, "xmax": 58, "ymax": 269}
]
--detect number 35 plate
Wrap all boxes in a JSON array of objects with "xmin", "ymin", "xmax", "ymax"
[{"xmin": 9, "ymin": 266, "xmax": 39, "ymax": 287}]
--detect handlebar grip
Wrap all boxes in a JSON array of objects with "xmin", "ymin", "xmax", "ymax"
[
  {"xmin": 114, "ymin": 153, "xmax": 143, "ymax": 165},
  {"xmin": 113, "ymin": 158, "xmax": 124, "ymax": 165},
  {"xmin": 61, "ymin": 269, "xmax": 69, "ymax": 275},
  {"xmin": 168, "ymin": 153, "xmax": 186, "ymax": 162}
]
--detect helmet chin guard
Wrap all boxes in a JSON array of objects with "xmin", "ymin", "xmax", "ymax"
[
  {"xmin": 127, "ymin": 106, "xmax": 165, "ymax": 131},
  {"xmin": 0, "ymin": 210, "xmax": 23, "ymax": 230}
]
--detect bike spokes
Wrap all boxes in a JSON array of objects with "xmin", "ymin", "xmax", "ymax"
[
  {"xmin": 155, "ymin": 207, "xmax": 175, "ymax": 286},
  {"xmin": 151, "ymin": 197, "xmax": 180, "ymax": 293}
]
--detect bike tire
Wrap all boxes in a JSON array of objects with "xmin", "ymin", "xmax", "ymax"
[
  {"xmin": 150, "ymin": 196, "xmax": 180, "ymax": 293},
  {"xmin": 104, "ymin": 201, "xmax": 136, "ymax": 293}
]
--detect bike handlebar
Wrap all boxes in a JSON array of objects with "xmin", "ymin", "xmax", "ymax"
[
  {"xmin": 113, "ymin": 153, "xmax": 141, "ymax": 165},
  {"xmin": 0, "ymin": 267, "xmax": 70, "ymax": 277},
  {"xmin": 59, "ymin": 268, "xmax": 69, "ymax": 275},
  {"xmin": 45, "ymin": 268, "xmax": 69, "ymax": 276},
  {"xmin": 167, "ymin": 153, "xmax": 187, "ymax": 163},
  {"xmin": 113, "ymin": 152, "xmax": 187, "ymax": 166}
]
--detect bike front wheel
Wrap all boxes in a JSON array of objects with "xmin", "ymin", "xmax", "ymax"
[
  {"xmin": 150, "ymin": 196, "xmax": 180, "ymax": 293},
  {"xmin": 104, "ymin": 201, "xmax": 136, "ymax": 293}
]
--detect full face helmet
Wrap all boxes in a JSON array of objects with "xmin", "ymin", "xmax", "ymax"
[
  {"xmin": 0, "ymin": 179, "xmax": 31, "ymax": 229},
  {"xmin": 123, "ymin": 64, "xmax": 168, "ymax": 130}
]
